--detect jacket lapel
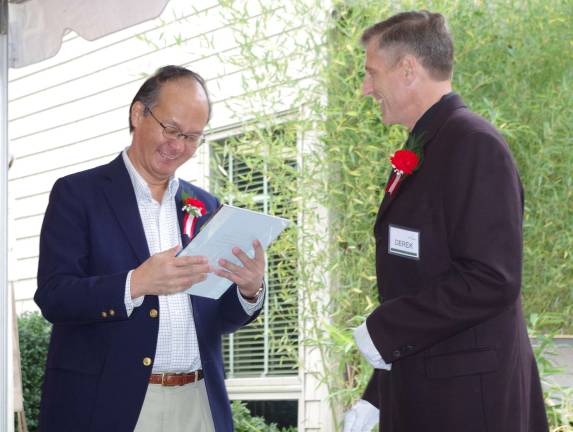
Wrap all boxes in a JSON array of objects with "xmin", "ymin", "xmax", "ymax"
[
  {"xmin": 175, "ymin": 184, "xmax": 215, "ymax": 249},
  {"xmin": 375, "ymin": 94, "xmax": 467, "ymax": 225},
  {"xmin": 374, "ymin": 171, "xmax": 396, "ymax": 226},
  {"xmin": 174, "ymin": 187, "xmax": 191, "ymax": 248},
  {"xmin": 101, "ymin": 154, "xmax": 150, "ymax": 264},
  {"xmin": 374, "ymin": 170, "xmax": 418, "ymax": 227}
]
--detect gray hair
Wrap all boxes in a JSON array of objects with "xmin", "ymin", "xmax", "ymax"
[
  {"xmin": 361, "ymin": 11, "xmax": 454, "ymax": 81},
  {"xmin": 129, "ymin": 65, "xmax": 211, "ymax": 133}
]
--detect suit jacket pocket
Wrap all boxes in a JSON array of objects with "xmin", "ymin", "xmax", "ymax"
[
  {"xmin": 46, "ymin": 324, "xmax": 107, "ymax": 375},
  {"xmin": 425, "ymin": 347, "xmax": 498, "ymax": 379}
]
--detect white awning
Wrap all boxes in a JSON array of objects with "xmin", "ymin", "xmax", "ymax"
[{"xmin": 8, "ymin": 0, "xmax": 170, "ymax": 68}]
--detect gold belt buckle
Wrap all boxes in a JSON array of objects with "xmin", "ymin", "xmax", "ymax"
[{"xmin": 161, "ymin": 372, "xmax": 168, "ymax": 386}]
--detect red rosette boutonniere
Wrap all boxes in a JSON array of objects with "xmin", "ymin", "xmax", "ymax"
[
  {"xmin": 181, "ymin": 193, "xmax": 206, "ymax": 238},
  {"xmin": 385, "ymin": 149, "xmax": 421, "ymax": 195}
]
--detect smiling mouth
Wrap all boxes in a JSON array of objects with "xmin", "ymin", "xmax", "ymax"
[{"xmin": 158, "ymin": 150, "xmax": 179, "ymax": 161}]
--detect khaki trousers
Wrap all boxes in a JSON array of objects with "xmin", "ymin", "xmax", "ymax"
[{"xmin": 134, "ymin": 379, "xmax": 215, "ymax": 432}]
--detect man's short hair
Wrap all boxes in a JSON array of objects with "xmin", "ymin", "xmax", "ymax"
[
  {"xmin": 360, "ymin": 11, "xmax": 453, "ymax": 81},
  {"xmin": 129, "ymin": 65, "xmax": 212, "ymax": 133}
]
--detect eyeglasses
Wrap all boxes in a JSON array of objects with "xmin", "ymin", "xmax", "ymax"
[{"xmin": 145, "ymin": 106, "xmax": 204, "ymax": 145}]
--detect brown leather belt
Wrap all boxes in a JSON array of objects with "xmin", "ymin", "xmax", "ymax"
[{"xmin": 149, "ymin": 370, "xmax": 203, "ymax": 386}]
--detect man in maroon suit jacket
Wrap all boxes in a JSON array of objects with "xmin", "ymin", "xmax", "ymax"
[{"xmin": 343, "ymin": 11, "xmax": 548, "ymax": 432}]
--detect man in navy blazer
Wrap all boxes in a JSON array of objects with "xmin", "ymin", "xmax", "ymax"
[
  {"xmin": 35, "ymin": 66, "xmax": 266, "ymax": 432},
  {"xmin": 343, "ymin": 11, "xmax": 548, "ymax": 432}
]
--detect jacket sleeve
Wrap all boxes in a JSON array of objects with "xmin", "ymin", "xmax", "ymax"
[
  {"xmin": 35, "ymin": 177, "xmax": 129, "ymax": 325},
  {"xmin": 367, "ymin": 130, "xmax": 523, "ymax": 362},
  {"xmin": 217, "ymin": 283, "xmax": 263, "ymax": 334}
]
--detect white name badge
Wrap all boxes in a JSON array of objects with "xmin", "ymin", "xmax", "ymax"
[{"xmin": 388, "ymin": 224, "xmax": 420, "ymax": 260}]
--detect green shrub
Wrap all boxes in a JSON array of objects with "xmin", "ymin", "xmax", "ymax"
[
  {"xmin": 529, "ymin": 313, "xmax": 573, "ymax": 430},
  {"xmin": 231, "ymin": 400, "xmax": 296, "ymax": 432},
  {"xmin": 17, "ymin": 311, "xmax": 51, "ymax": 432}
]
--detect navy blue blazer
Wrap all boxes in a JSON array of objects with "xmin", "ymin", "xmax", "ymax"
[{"xmin": 35, "ymin": 154, "xmax": 259, "ymax": 432}]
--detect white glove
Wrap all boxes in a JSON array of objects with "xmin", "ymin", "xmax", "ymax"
[
  {"xmin": 343, "ymin": 399, "xmax": 379, "ymax": 432},
  {"xmin": 353, "ymin": 323, "xmax": 392, "ymax": 370}
]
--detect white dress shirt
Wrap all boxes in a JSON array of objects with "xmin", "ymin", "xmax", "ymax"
[
  {"xmin": 121, "ymin": 149, "xmax": 263, "ymax": 373},
  {"xmin": 353, "ymin": 322, "xmax": 391, "ymax": 371}
]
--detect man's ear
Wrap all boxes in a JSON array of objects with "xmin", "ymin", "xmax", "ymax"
[
  {"xmin": 401, "ymin": 54, "xmax": 417, "ymax": 84},
  {"xmin": 130, "ymin": 101, "xmax": 145, "ymax": 129}
]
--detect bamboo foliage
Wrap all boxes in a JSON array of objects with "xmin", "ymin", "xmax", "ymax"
[{"xmin": 182, "ymin": 0, "xmax": 573, "ymax": 429}]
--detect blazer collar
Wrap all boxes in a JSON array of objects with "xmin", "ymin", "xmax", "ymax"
[
  {"xmin": 101, "ymin": 154, "xmax": 150, "ymax": 264},
  {"xmin": 411, "ymin": 92, "xmax": 465, "ymax": 150},
  {"xmin": 375, "ymin": 93, "xmax": 467, "ymax": 224},
  {"xmin": 175, "ymin": 183, "xmax": 217, "ymax": 249},
  {"xmin": 175, "ymin": 185, "xmax": 190, "ymax": 248}
]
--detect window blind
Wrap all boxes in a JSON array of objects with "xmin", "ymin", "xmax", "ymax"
[{"xmin": 210, "ymin": 128, "xmax": 298, "ymax": 377}]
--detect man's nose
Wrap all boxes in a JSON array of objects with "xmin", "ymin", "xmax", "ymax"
[
  {"xmin": 167, "ymin": 136, "xmax": 186, "ymax": 151},
  {"xmin": 362, "ymin": 77, "xmax": 372, "ymax": 96}
]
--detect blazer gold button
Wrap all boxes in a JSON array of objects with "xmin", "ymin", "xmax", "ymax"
[
  {"xmin": 149, "ymin": 309, "xmax": 158, "ymax": 318},
  {"xmin": 143, "ymin": 357, "xmax": 152, "ymax": 366},
  {"xmin": 109, "ymin": 309, "xmax": 115, "ymax": 316},
  {"xmin": 101, "ymin": 311, "xmax": 108, "ymax": 318}
]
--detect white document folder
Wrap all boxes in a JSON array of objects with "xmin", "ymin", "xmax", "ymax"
[{"xmin": 178, "ymin": 204, "xmax": 291, "ymax": 299}]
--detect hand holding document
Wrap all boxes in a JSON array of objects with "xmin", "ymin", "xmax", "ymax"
[{"xmin": 178, "ymin": 205, "xmax": 290, "ymax": 299}]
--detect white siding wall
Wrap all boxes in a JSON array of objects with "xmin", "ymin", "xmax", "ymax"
[{"xmin": 8, "ymin": 0, "xmax": 332, "ymax": 430}]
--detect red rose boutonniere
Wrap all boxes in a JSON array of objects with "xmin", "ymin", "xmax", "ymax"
[
  {"xmin": 385, "ymin": 149, "xmax": 421, "ymax": 195},
  {"xmin": 182, "ymin": 193, "xmax": 206, "ymax": 238}
]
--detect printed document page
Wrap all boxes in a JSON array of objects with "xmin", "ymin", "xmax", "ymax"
[{"xmin": 179, "ymin": 205, "xmax": 290, "ymax": 299}]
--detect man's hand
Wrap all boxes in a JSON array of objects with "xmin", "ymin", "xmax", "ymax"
[
  {"xmin": 343, "ymin": 400, "xmax": 379, "ymax": 432},
  {"xmin": 214, "ymin": 240, "xmax": 265, "ymax": 299},
  {"xmin": 130, "ymin": 246, "xmax": 211, "ymax": 298}
]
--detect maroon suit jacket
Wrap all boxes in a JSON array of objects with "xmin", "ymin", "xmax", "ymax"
[{"xmin": 363, "ymin": 94, "xmax": 548, "ymax": 432}]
